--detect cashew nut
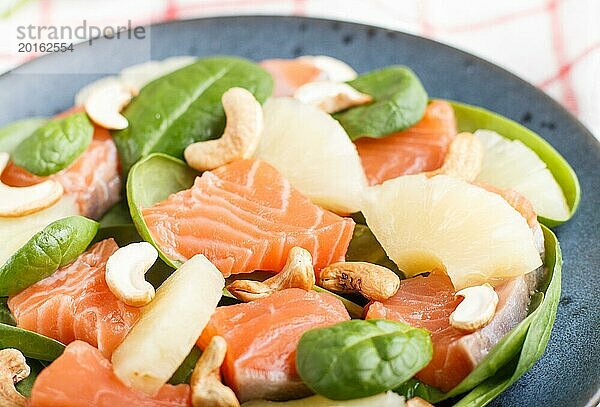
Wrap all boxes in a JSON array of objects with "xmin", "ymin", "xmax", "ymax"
[
  {"xmin": 293, "ymin": 81, "xmax": 372, "ymax": 113},
  {"xmin": 0, "ymin": 152, "xmax": 63, "ymax": 217},
  {"xmin": 428, "ymin": 132, "xmax": 484, "ymax": 182},
  {"xmin": 84, "ymin": 81, "xmax": 136, "ymax": 130},
  {"xmin": 0, "ymin": 349, "xmax": 30, "ymax": 407},
  {"xmin": 227, "ymin": 247, "xmax": 315, "ymax": 302},
  {"xmin": 449, "ymin": 283, "xmax": 499, "ymax": 332},
  {"xmin": 318, "ymin": 262, "xmax": 400, "ymax": 302},
  {"xmin": 105, "ymin": 242, "xmax": 158, "ymax": 307},
  {"xmin": 298, "ymin": 55, "xmax": 358, "ymax": 82},
  {"xmin": 184, "ymin": 87, "xmax": 263, "ymax": 172},
  {"xmin": 192, "ymin": 336, "xmax": 240, "ymax": 407}
]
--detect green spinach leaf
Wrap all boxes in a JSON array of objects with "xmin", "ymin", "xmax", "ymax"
[
  {"xmin": 99, "ymin": 200, "xmax": 133, "ymax": 227},
  {"xmin": 296, "ymin": 319, "xmax": 432, "ymax": 400},
  {"xmin": 0, "ymin": 323, "xmax": 65, "ymax": 361},
  {"xmin": 346, "ymin": 224, "xmax": 400, "ymax": 275},
  {"xmin": 127, "ymin": 153, "xmax": 198, "ymax": 268},
  {"xmin": 334, "ymin": 66, "xmax": 428, "ymax": 140},
  {"xmin": 0, "ymin": 216, "xmax": 98, "ymax": 296},
  {"xmin": 169, "ymin": 346, "xmax": 202, "ymax": 385},
  {"xmin": 113, "ymin": 56, "xmax": 273, "ymax": 174},
  {"xmin": 12, "ymin": 112, "xmax": 93, "ymax": 176},
  {"xmin": 0, "ymin": 117, "xmax": 47, "ymax": 154},
  {"xmin": 451, "ymin": 101, "xmax": 580, "ymax": 226},
  {"xmin": 0, "ymin": 297, "xmax": 15, "ymax": 325}
]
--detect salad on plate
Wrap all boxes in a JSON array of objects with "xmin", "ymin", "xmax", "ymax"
[{"xmin": 0, "ymin": 54, "xmax": 579, "ymax": 407}]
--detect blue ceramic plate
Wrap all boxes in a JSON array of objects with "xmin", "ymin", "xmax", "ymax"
[{"xmin": 0, "ymin": 15, "xmax": 598, "ymax": 407}]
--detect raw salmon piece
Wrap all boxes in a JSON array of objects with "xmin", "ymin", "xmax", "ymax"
[
  {"xmin": 366, "ymin": 272, "xmax": 533, "ymax": 392},
  {"xmin": 30, "ymin": 340, "xmax": 191, "ymax": 407},
  {"xmin": 142, "ymin": 159, "xmax": 355, "ymax": 277},
  {"xmin": 355, "ymin": 100, "xmax": 457, "ymax": 185},
  {"xmin": 260, "ymin": 59, "xmax": 322, "ymax": 96},
  {"xmin": 198, "ymin": 288, "xmax": 350, "ymax": 402},
  {"xmin": 8, "ymin": 239, "xmax": 140, "ymax": 358},
  {"xmin": 1, "ymin": 112, "xmax": 121, "ymax": 220}
]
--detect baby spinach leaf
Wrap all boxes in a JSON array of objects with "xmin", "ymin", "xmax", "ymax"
[
  {"xmin": 16, "ymin": 358, "xmax": 43, "ymax": 397},
  {"xmin": 113, "ymin": 56, "xmax": 273, "ymax": 174},
  {"xmin": 346, "ymin": 224, "xmax": 400, "ymax": 275},
  {"xmin": 99, "ymin": 200, "xmax": 133, "ymax": 227},
  {"xmin": 0, "ymin": 117, "xmax": 47, "ymax": 154},
  {"xmin": 451, "ymin": 101, "xmax": 580, "ymax": 226},
  {"xmin": 0, "ymin": 297, "xmax": 16, "ymax": 325},
  {"xmin": 12, "ymin": 112, "xmax": 93, "ymax": 176},
  {"xmin": 0, "ymin": 216, "xmax": 98, "ymax": 296},
  {"xmin": 334, "ymin": 66, "xmax": 428, "ymax": 140},
  {"xmin": 296, "ymin": 319, "xmax": 432, "ymax": 400},
  {"xmin": 0, "ymin": 323, "xmax": 65, "ymax": 361},
  {"xmin": 169, "ymin": 346, "xmax": 202, "ymax": 385},
  {"xmin": 127, "ymin": 153, "xmax": 198, "ymax": 268}
]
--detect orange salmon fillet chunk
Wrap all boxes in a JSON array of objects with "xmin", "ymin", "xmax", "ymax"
[
  {"xmin": 355, "ymin": 100, "xmax": 457, "ymax": 185},
  {"xmin": 366, "ymin": 272, "xmax": 533, "ymax": 392},
  {"xmin": 198, "ymin": 288, "xmax": 350, "ymax": 401},
  {"xmin": 30, "ymin": 340, "xmax": 191, "ymax": 407},
  {"xmin": 142, "ymin": 159, "xmax": 355, "ymax": 277},
  {"xmin": 8, "ymin": 239, "xmax": 140, "ymax": 358},
  {"xmin": 1, "ymin": 111, "xmax": 121, "ymax": 219}
]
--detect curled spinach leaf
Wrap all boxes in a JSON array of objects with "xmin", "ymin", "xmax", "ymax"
[
  {"xmin": 0, "ymin": 323, "xmax": 65, "ymax": 361},
  {"xmin": 334, "ymin": 66, "xmax": 428, "ymax": 140},
  {"xmin": 296, "ymin": 319, "xmax": 432, "ymax": 400},
  {"xmin": 0, "ymin": 216, "xmax": 98, "ymax": 296},
  {"xmin": 451, "ymin": 101, "xmax": 580, "ymax": 226},
  {"xmin": 0, "ymin": 117, "xmax": 47, "ymax": 154},
  {"xmin": 127, "ymin": 153, "xmax": 198, "ymax": 268},
  {"xmin": 12, "ymin": 112, "xmax": 93, "ymax": 176},
  {"xmin": 113, "ymin": 56, "xmax": 273, "ymax": 174}
]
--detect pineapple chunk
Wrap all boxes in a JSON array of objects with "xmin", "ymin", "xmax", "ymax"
[
  {"xmin": 363, "ymin": 174, "xmax": 542, "ymax": 289},
  {"xmin": 255, "ymin": 97, "xmax": 368, "ymax": 214},
  {"xmin": 111, "ymin": 254, "xmax": 224, "ymax": 395},
  {"xmin": 475, "ymin": 130, "xmax": 569, "ymax": 221}
]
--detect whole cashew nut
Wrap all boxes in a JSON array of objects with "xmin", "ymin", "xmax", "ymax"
[
  {"xmin": 298, "ymin": 55, "xmax": 358, "ymax": 82},
  {"xmin": 449, "ymin": 283, "xmax": 499, "ymax": 332},
  {"xmin": 318, "ymin": 261, "xmax": 400, "ymax": 302},
  {"xmin": 105, "ymin": 242, "xmax": 158, "ymax": 307},
  {"xmin": 84, "ymin": 81, "xmax": 136, "ymax": 130},
  {"xmin": 0, "ymin": 152, "xmax": 63, "ymax": 217},
  {"xmin": 184, "ymin": 87, "xmax": 263, "ymax": 172},
  {"xmin": 227, "ymin": 247, "xmax": 315, "ymax": 302},
  {"xmin": 191, "ymin": 336, "xmax": 240, "ymax": 407},
  {"xmin": 0, "ymin": 349, "xmax": 30, "ymax": 407}
]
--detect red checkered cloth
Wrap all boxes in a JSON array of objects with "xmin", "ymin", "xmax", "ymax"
[{"xmin": 0, "ymin": 0, "xmax": 598, "ymax": 137}]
